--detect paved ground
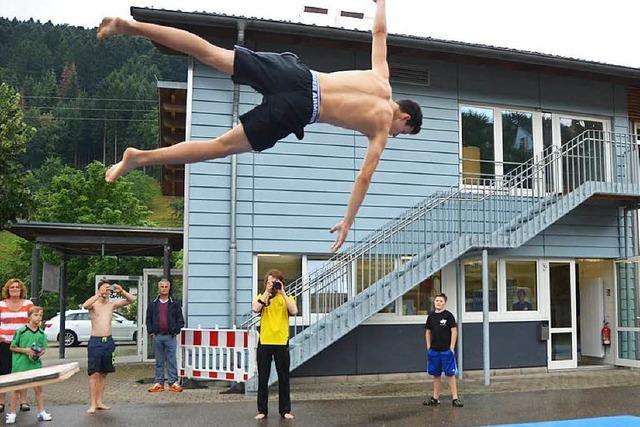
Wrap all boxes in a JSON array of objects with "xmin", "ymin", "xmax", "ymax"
[
  {"xmin": 5, "ymin": 385, "xmax": 640, "ymax": 426},
  {"xmin": 28, "ymin": 362, "xmax": 640, "ymax": 406},
  {"xmin": 4, "ymin": 361, "xmax": 640, "ymax": 425},
  {"xmin": 47, "ymin": 343, "xmax": 138, "ymax": 359}
]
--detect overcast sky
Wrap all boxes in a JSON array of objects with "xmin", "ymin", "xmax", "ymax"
[{"xmin": 1, "ymin": 0, "xmax": 638, "ymax": 68}]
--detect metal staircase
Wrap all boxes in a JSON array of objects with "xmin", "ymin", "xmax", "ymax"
[{"xmin": 241, "ymin": 130, "xmax": 640, "ymax": 387}]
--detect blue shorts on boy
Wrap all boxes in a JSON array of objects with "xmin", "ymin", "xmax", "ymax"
[{"xmin": 427, "ymin": 348, "xmax": 458, "ymax": 377}]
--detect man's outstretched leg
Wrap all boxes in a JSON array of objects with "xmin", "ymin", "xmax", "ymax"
[
  {"xmin": 105, "ymin": 125, "xmax": 253, "ymax": 182},
  {"xmin": 97, "ymin": 17, "xmax": 235, "ymax": 75}
]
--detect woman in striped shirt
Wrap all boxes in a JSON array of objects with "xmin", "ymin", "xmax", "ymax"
[{"xmin": 0, "ymin": 279, "xmax": 34, "ymax": 413}]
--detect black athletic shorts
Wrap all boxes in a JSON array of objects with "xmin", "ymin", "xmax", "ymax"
[
  {"xmin": 232, "ymin": 46, "xmax": 314, "ymax": 152},
  {"xmin": 87, "ymin": 336, "xmax": 116, "ymax": 376}
]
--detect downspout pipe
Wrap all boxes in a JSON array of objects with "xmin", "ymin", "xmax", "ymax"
[{"xmin": 229, "ymin": 20, "xmax": 246, "ymax": 328}]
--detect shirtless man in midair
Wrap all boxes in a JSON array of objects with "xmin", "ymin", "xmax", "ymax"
[
  {"xmin": 82, "ymin": 280, "xmax": 135, "ymax": 414},
  {"xmin": 97, "ymin": 0, "xmax": 422, "ymax": 252}
]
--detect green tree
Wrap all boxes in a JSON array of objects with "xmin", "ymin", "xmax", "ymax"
[
  {"xmin": 24, "ymin": 156, "xmax": 65, "ymax": 194},
  {"xmin": 0, "ymin": 83, "xmax": 35, "ymax": 229},
  {"xmin": 28, "ymin": 161, "xmax": 161, "ymax": 317},
  {"xmin": 33, "ymin": 161, "xmax": 153, "ymax": 225}
]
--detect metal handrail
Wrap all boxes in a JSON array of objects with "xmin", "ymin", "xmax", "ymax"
[{"xmin": 241, "ymin": 130, "xmax": 640, "ymax": 331}]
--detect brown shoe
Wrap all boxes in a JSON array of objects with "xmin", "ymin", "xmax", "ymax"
[
  {"xmin": 148, "ymin": 383, "xmax": 165, "ymax": 393},
  {"xmin": 167, "ymin": 383, "xmax": 183, "ymax": 392}
]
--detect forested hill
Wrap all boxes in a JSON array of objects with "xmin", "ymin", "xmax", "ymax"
[{"xmin": 0, "ymin": 18, "xmax": 186, "ymax": 169}]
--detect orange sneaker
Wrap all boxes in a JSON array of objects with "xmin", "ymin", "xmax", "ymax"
[
  {"xmin": 148, "ymin": 384, "xmax": 165, "ymax": 393},
  {"xmin": 167, "ymin": 383, "xmax": 183, "ymax": 393}
]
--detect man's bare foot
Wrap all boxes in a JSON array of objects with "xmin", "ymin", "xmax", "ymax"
[
  {"xmin": 97, "ymin": 17, "xmax": 127, "ymax": 40},
  {"xmin": 254, "ymin": 413, "xmax": 266, "ymax": 420},
  {"xmin": 87, "ymin": 407, "xmax": 96, "ymax": 415},
  {"xmin": 105, "ymin": 147, "xmax": 140, "ymax": 182},
  {"xmin": 96, "ymin": 404, "xmax": 111, "ymax": 410},
  {"xmin": 283, "ymin": 413, "xmax": 294, "ymax": 420}
]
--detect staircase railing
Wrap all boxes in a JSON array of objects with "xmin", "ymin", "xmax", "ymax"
[{"xmin": 240, "ymin": 130, "xmax": 640, "ymax": 348}]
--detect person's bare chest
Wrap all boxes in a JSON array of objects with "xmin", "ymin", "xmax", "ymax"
[{"xmin": 91, "ymin": 303, "xmax": 114, "ymax": 325}]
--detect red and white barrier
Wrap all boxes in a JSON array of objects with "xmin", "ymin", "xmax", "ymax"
[{"xmin": 178, "ymin": 328, "xmax": 257, "ymax": 383}]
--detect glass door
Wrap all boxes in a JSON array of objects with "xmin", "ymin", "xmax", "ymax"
[
  {"xmin": 615, "ymin": 262, "xmax": 640, "ymax": 368},
  {"xmin": 554, "ymin": 116, "xmax": 609, "ymax": 193},
  {"xmin": 547, "ymin": 261, "xmax": 577, "ymax": 369}
]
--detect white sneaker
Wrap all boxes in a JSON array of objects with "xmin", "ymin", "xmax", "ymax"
[
  {"xmin": 37, "ymin": 410, "xmax": 52, "ymax": 421},
  {"xmin": 5, "ymin": 412, "xmax": 16, "ymax": 424}
]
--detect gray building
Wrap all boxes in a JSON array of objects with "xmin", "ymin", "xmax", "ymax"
[{"xmin": 135, "ymin": 6, "xmax": 640, "ymax": 376}]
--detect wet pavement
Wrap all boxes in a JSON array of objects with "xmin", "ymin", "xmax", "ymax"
[{"xmin": 8, "ymin": 384, "xmax": 640, "ymax": 427}]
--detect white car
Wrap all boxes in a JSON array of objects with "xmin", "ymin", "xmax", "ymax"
[{"xmin": 45, "ymin": 309, "xmax": 138, "ymax": 347}]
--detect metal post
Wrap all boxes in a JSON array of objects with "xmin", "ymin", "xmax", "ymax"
[
  {"xmin": 456, "ymin": 259, "xmax": 463, "ymax": 379},
  {"xmin": 30, "ymin": 243, "xmax": 41, "ymax": 305},
  {"xmin": 229, "ymin": 20, "xmax": 246, "ymax": 329},
  {"xmin": 58, "ymin": 254, "xmax": 67, "ymax": 359},
  {"xmin": 482, "ymin": 249, "xmax": 490, "ymax": 386}
]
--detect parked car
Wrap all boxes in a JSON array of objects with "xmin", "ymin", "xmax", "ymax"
[{"xmin": 45, "ymin": 309, "xmax": 137, "ymax": 347}]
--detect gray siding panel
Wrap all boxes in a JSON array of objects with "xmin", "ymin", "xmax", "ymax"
[
  {"xmin": 493, "ymin": 200, "xmax": 622, "ymax": 258},
  {"xmin": 292, "ymin": 322, "xmax": 546, "ymax": 376},
  {"xmin": 461, "ymin": 322, "xmax": 547, "ymax": 369},
  {"xmin": 459, "ymin": 64, "xmax": 539, "ymax": 107},
  {"xmin": 540, "ymin": 75, "xmax": 614, "ymax": 116}
]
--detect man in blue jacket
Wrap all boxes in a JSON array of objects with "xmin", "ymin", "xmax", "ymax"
[{"xmin": 145, "ymin": 279, "xmax": 185, "ymax": 393}]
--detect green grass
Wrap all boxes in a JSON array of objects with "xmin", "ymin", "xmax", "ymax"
[
  {"xmin": 0, "ymin": 231, "xmax": 22, "ymax": 258},
  {"xmin": 148, "ymin": 195, "xmax": 183, "ymax": 228}
]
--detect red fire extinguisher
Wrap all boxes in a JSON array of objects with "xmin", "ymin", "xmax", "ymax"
[{"xmin": 601, "ymin": 322, "xmax": 611, "ymax": 346}]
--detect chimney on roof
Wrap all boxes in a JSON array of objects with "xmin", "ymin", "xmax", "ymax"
[{"xmin": 299, "ymin": 3, "xmax": 373, "ymax": 29}]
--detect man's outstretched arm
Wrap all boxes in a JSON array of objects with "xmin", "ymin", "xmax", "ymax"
[
  {"xmin": 330, "ymin": 134, "xmax": 387, "ymax": 252},
  {"xmin": 371, "ymin": 0, "xmax": 389, "ymax": 79}
]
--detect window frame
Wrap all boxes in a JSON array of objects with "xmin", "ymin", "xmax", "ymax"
[
  {"xmin": 252, "ymin": 253, "xmax": 447, "ymax": 326},
  {"xmin": 459, "ymin": 103, "xmax": 542, "ymax": 193},
  {"xmin": 459, "ymin": 104, "xmax": 612, "ymax": 195},
  {"xmin": 462, "ymin": 257, "xmax": 548, "ymax": 323},
  {"xmin": 461, "ymin": 257, "xmax": 499, "ymax": 317}
]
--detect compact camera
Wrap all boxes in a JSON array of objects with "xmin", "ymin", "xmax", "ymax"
[
  {"xmin": 30, "ymin": 344, "xmax": 43, "ymax": 361},
  {"xmin": 273, "ymin": 281, "xmax": 283, "ymax": 291}
]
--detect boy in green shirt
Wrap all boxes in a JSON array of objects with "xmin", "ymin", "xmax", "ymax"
[{"xmin": 6, "ymin": 306, "xmax": 51, "ymax": 424}]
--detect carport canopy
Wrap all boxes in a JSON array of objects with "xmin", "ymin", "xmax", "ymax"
[{"xmin": 6, "ymin": 221, "xmax": 183, "ymax": 358}]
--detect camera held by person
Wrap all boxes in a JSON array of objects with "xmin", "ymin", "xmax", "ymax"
[{"xmin": 30, "ymin": 344, "xmax": 43, "ymax": 361}]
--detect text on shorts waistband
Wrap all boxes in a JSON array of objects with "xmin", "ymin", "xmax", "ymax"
[{"xmin": 309, "ymin": 70, "xmax": 320, "ymax": 124}]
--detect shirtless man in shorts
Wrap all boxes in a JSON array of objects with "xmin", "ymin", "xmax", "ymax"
[
  {"xmin": 82, "ymin": 280, "xmax": 135, "ymax": 414},
  {"xmin": 97, "ymin": 0, "xmax": 422, "ymax": 252}
]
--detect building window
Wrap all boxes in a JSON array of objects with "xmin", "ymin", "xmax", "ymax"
[
  {"xmin": 461, "ymin": 106, "xmax": 495, "ymax": 185},
  {"xmin": 461, "ymin": 105, "xmax": 539, "ymax": 186},
  {"xmin": 402, "ymin": 272, "xmax": 441, "ymax": 315},
  {"xmin": 502, "ymin": 111, "xmax": 534, "ymax": 188},
  {"xmin": 257, "ymin": 254, "xmax": 302, "ymax": 315},
  {"xmin": 464, "ymin": 259, "xmax": 497, "ymax": 312},
  {"xmin": 506, "ymin": 261, "xmax": 537, "ymax": 311}
]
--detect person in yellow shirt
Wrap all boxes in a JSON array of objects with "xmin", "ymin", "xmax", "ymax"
[{"xmin": 251, "ymin": 270, "xmax": 298, "ymax": 420}]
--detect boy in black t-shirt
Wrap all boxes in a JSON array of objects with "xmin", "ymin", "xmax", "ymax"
[{"xmin": 423, "ymin": 293, "xmax": 463, "ymax": 407}]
